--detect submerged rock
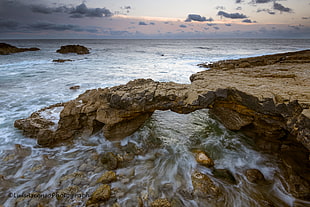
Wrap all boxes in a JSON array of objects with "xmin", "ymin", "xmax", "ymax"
[
  {"xmin": 100, "ymin": 152, "xmax": 119, "ymax": 170},
  {"xmin": 0, "ymin": 43, "xmax": 40, "ymax": 55},
  {"xmin": 212, "ymin": 169, "xmax": 237, "ymax": 185},
  {"xmin": 96, "ymin": 171, "xmax": 117, "ymax": 184},
  {"xmin": 86, "ymin": 184, "xmax": 111, "ymax": 206},
  {"xmin": 56, "ymin": 45, "xmax": 90, "ymax": 54},
  {"xmin": 191, "ymin": 171, "xmax": 221, "ymax": 198},
  {"xmin": 151, "ymin": 198, "xmax": 171, "ymax": 207},
  {"xmin": 245, "ymin": 169, "xmax": 266, "ymax": 184}
]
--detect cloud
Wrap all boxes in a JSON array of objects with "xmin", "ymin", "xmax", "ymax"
[
  {"xmin": 302, "ymin": 17, "xmax": 310, "ymax": 20},
  {"xmin": 216, "ymin": 6, "xmax": 225, "ymax": 10},
  {"xmin": 273, "ymin": 3, "xmax": 292, "ymax": 13},
  {"xmin": 252, "ymin": 0, "xmax": 273, "ymax": 3},
  {"xmin": 185, "ymin": 14, "xmax": 213, "ymax": 22},
  {"xmin": 236, "ymin": 0, "xmax": 242, "ymax": 3},
  {"xmin": 31, "ymin": 4, "xmax": 69, "ymax": 14},
  {"xmin": 257, "ymin": 9, "xmax": 275, "ymax": 15},
  {"xmin": 28, "ymin": 22, "xmax": 98, "ymax": 33},
  {"xmin": 0, "ymin": 18, "xmax": 21, "ymax": 30},
  {"xmin": 217, "ymin": 11, "xmax": 247, "ymax": 19},
  {"xmin": 288, "ymin": 25, "xmax": 304, "ymax": 30},
  {"xmin": 139, "ymin": 21, "xmax": 148, "ymax": 25},
  {"xmin": 69, "ymin": 3, "xmax": 113, "ymax": 18},
  {"xmin": 242, "ymin": 19, "xmax": 256, "ymax": 23},
  {"xmin": 7, "ymin": 2, "xmax": 114, "ymax": 18}
]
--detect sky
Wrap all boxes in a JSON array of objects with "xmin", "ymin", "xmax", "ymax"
[{"xmin": 0, "ymin": 0, "xmax": 309, "ymax": 39}]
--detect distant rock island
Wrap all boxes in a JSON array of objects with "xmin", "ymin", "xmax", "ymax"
[
  {"xmin": 56, "ymin": 44, "xmax": 90, "ymax": 54},
  {"xmin": 0, "ymin": 43, "xmax": 40, "ymax": 55},
  {"xmin": 14, "ymin": 50, "xmax": 310, "ymax": 200}
]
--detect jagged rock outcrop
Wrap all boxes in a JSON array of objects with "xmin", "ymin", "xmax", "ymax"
[
  {"xmin": 0, "ymin": 43, "xmax": 40, "ymax": 55},
  {"xmin": 56, "ymin": 45, "xmax": 90, "ymax": 54},
  {"xmin": 14, "ymin": 50, "xmax": 310, "ymax": 199}
]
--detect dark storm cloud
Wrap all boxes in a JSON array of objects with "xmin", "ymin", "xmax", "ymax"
[
  {"xmin": 273, "ymin": 2, "xmax": 292, "ymax": 13},
  {"xmin": 0, "ymin": 18, "xmax": 99, "ymax": 34},
  {"xmin": 185, "ymin": 14, "xmax": 213, "ymax": 22},
  {"xmin": 217, "ymin": 11, "xmax": 247, "ymax": 19},
  {"xmin": 0, "ymin": 18, "xmax": 21, "ymax": 30},
  {"xmin": 0, "ymin": 1, "xmax": 113, "ymax": 19},
  {"xmin": 31, "ymin": 4, "xmax": 69, "ymax": 14},
  {"xmin": 69, "ymin": 3, "xmax": 113, "ymax": 18}
]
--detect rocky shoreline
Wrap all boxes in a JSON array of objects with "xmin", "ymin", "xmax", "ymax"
[{"xmin": 14, "ymin": 50, "xmax": 310, "ymax": 201}]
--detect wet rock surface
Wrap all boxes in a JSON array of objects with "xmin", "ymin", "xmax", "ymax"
[
  {"xmin": 56, "ymin": 45, "xmax": 90, "ymax": 54},
  {"xmin": 245, "ymin": 169, "xmax": 266, "ymax": 184},
  {"xmin": 0, "ymin": 43, "xmax": 40, "ymax": 55},
  {"xmin": 14, "ymin": 50, "xmax": 310, "ymax": 200}
]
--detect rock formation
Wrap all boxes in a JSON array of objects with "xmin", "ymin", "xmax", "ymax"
[
  {"xmin": 0, "ymin": 43, "xmax": 40, "ymax": 55},
  {"xmin": 56, "ymin": 45, "xmax": 90, "ymax": 54},
  {"xmin": 14, "ymin": 50, "xmax": 310, "ymax": 199},
  {"xmin": 53, "ymin": 59, "xmax": 73, "ymax": 63}
]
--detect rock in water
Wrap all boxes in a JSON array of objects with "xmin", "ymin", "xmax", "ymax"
[
  {"xmin": 193, "ymin": 150, "xmax": 214, "ymax": 168},
  {"xmin": 53, "ymin": 59, "xmax": 73, "ymax": 63},
  {"xmin": 86, "ymin": 184, "xmax": 111, "ymax": 206},
  {"xmin": 0, "ymin": 43, "xmax": 40, "ymax": 55},
  {"xmin": 56, "ymin": 45, "xmax": 90, "ymax": 54},
  {"xmin": 96, "ymin": 171, "xmax": 117, "ymax": 184},
  {"xmin": 245, "ymin": 169, "xmax": 266, "ymax": 184},
  {"xmin": 191, "ymin": 171, "xmax": 221, "ymax": 198},
  {"xmin": 151, "ymin": 198, "xmax": 171, "ymax": 207}
]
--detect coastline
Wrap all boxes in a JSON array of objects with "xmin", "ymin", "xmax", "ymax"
[{"xmin": 13, "ymin": 49, "xmax": 310, "ymax": 202}]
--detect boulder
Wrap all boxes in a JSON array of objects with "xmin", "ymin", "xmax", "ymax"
[
  {"xmin": 0, "ymin": 43, "xmax": 40, "ymax": 55},
  {"xmin": 56, "ymin": 45, "xmax": 90, "ymax": 54}
]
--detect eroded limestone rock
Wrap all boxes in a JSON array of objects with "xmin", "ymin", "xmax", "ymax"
[{"xmin": 14, "ymin": 50, "xmax": 310, "ymax": 199}]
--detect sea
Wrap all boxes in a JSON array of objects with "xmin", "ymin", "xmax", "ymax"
[{"xmin": 0, "ymin": 39, "xmax": 310, "ymax": 206}]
